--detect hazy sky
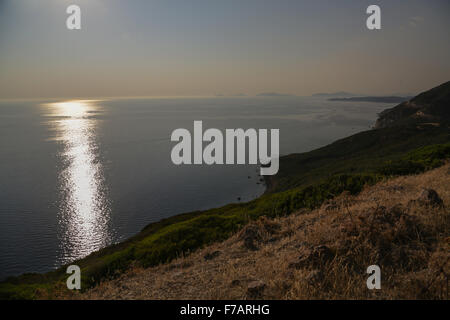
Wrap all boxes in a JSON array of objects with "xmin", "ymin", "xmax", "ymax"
[{"xmin": 0, "ymin": 0, "xmax": 449, "ymax": 99}]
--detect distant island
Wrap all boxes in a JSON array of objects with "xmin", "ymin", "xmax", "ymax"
[
  {"xmin": 213, "ymin": 93, "xmax": 248, "ymax": 97},
  {"xmin": 312, "ymin": 91, "xmax": 355, "ymax": 98},
  {"xmin": 329, "ymin": 96, "xmax": 412, "ymax": 103},
  {"xmin": 256, "ymin": 92, "xmax": 295, "ymax": 97}
]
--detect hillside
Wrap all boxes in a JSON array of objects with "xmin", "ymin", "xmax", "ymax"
[
  {"xmin": 374, "ymin": 81, "xmax": 450, "ymax": 129},
  {"xmin": 265, "ymin": 125, "xmax": 449, "ymax": 193},
  {"xmin": 266, "ymin": 81, "xmax": 450, "ymax": 193},
  {"xmin": 66, "ymin": 164, "xmax": 450, "ymax": 299},
  {"xmin": 1, "ymin": 81, "xmax": 449, "ymax": 299}
]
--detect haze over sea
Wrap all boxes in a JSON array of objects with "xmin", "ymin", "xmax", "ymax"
[{"xmin": 0, "ymin": 96, "xmax": 393, "ymax": 279}]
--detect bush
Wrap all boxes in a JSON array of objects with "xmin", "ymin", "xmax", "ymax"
[{"xmin": 378, "ymin": 143, "xmax": 450, "ymax": 176}]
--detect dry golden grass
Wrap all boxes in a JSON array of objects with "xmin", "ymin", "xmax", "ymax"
[{"xmin": 68, "ymin": 164, "xmax": 449, "ymax": 300}]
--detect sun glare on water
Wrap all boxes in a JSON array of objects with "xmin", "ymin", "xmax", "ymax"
[
  {"xmin": 42, "ymin": 100, "xmax": 112, "ymax": 266},
  {"xmin": 55, "ymin": 101, "xmax": 87, "ymax": 118}
]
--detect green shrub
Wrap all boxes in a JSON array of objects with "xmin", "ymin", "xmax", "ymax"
[{"xmin": 378, "ymin": 143, "xmax": 450, "ymax": 176}]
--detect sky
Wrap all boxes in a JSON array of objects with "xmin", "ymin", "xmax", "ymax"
[{"xmin": 0, "ymin": 0, "xmax": 449, "ymax": 99}]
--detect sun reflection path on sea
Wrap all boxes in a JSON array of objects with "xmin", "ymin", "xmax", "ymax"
[{"xmin": 43, "ymin": 100, "xmax": 113, "ymax": 266}]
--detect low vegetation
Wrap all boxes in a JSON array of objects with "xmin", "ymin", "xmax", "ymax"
[
  {"xmin": 378, "ymin": 143, "xmax": 450, "ymax": 176},
  {"xmin": 74, "ymin": 164, "xmax": 450, "ymax": 299}
]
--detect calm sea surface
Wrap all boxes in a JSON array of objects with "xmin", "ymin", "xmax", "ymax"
[{"xmin": 0, "ymin": 96, "xmax": 392, "ymax": 279}]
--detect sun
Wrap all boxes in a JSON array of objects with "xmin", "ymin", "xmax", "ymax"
[{"xmin": 46, "ymin": 100, "xmax": 99, "ymax": 118}]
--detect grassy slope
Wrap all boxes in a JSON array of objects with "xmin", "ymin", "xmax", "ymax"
[
  {"xmin": 267, "ymin": 124, "xmax": 450, "ymax": 192},
  {"xmin": 2, "ymin": 122, "xmax": 449, "ymax": 299},
  {"xmin": 80, "ymin": 164, "xmax": 450, "ymax": 300}
]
